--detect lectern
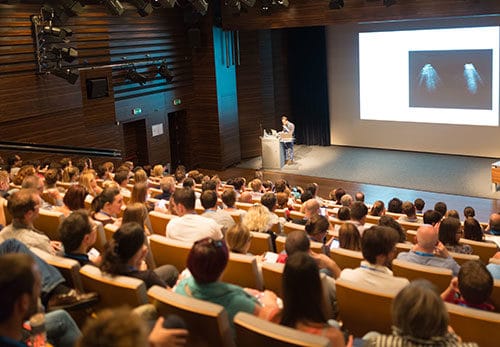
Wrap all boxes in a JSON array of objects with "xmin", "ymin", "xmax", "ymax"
[{"xmin": 261, "ymin": 135, "xmax": 284, "ymax": 169}]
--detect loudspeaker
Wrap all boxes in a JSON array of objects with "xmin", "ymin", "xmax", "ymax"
[
  {"xmin": 188, "ymin": 28, "xmax": 201, "ymax": 49},
  {"xmin": 86, "ymin": 78, "xmax": 109, "ymax": 99}
]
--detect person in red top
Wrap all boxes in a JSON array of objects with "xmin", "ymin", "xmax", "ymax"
[{"xmin": 441, "ymin": 260, "xmax": 495, "ymax": 311}]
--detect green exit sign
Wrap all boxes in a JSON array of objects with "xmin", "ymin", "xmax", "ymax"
[{"xmin": 132, "ymin": 108, "xmax": 142, "ymax": 115}]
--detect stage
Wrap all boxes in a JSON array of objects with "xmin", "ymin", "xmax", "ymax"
[{"xmin": 237, "ymin": 145, "xmax": 500, "ymax": 200}]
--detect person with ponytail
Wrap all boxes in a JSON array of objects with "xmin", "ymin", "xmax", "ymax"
[
  {"xmin": 100, "ymin": 222, "xmax": 178, "ymax": 288},
  {"xmin": 90, "ymin": 187, "xmax": 123, "ymax": 226}
]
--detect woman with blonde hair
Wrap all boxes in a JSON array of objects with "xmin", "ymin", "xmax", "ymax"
[
  {"xmin": 80, "ymin": 170, "xmax": 103, "ymax": 197},
  {"xmin": 151, "ymin": 164, "xmax": 164, "ymax": 179},
  {"xmin": 242, "ymin": 204, "xmax": 276, "ymax": 251},
  {"xmin": 62, "ymin": 166, "xmax": 80, "ymax": 183},
  {"xmin": 226, "ymin": 223, "xmax": 253, "ymax": 254},
  {"xmin": 133, "ymin": 169, "xmax": 148, "ymax": 184}
]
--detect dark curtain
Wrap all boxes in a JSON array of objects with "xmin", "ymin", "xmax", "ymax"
[{"xmin": 287, "ymin": 26, "xmax": 330, "ymax": 146}]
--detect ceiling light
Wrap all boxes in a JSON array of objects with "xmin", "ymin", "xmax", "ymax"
[
  {"xmin": 329, "ymin": 0, "xmax": 344, "ymax": 9},
  {"xmin": 102, "ymin": 0, "xmax": 125, "ymax": 16}
]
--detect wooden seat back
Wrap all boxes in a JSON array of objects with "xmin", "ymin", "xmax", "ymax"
[
  {"xmin": 261, "ymin": 262, "xmax": 285, "ymax": 297},
  {"xmin": 329, "ymin": 248, "xmax": 363, "ymax": 270},
  {"xmin": 234, "ymin": 312, "xmax": 330, "ymax": 347},
  {"xmin": 221, "ymin": 252, "xmax": 263, "ymax": 290},
  {"xmin": 335, "ymin": 278, "xmax": 396, "ymax": 336},
  {"xmin": 79, "ymin": 264, "xmax": 148, "ymax": 309},
  {"xmin": 392, "ymin": 259, "xmax": 452, "ymax": 292},
  {"xmin": 148, "ymin": 285, "xmax": 235, "ymax": 347},
  {"xmin": 149, "ymin": 234, "xmax": 191, "ymax": 271},
  {"xmin": 283, "ymin": 222, "xmax": 305, "ymax": 235},
  {"xmin": 448, "ymin": 252, "xmax": 480, "ymax": 266},
  {"xmin": 31, "ymin": 247, "xmax": 83, "ymax": 292},
  {"xmin": 33, "ymin": 209, "xmax": 64, "ymax": 240},
  {"xmin": 446, "ymin": 302, "xmax": 500, "ymax": 347},
  {"xmin": 248, "ymin": 231, "xmax": 272, "ymax": 255},
  {"xmin": 459, "ymin": 238, "xmax": 498, "ymax": 263},
  {"xmin": 149, "ymin": 211, "xmax": 177, "ymax": 235}
]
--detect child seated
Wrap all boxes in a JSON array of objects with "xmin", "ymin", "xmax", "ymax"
[{"xmin": 441, "ymin": 260, "xmax": 495, "ymax": 311}]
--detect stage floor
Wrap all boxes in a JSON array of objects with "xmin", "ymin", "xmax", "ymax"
[{"xmin": 237, "ymin": 145, "xmax": 500, "ymax": 200}]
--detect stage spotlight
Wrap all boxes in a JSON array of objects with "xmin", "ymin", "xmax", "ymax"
[
  {"xmin": 383, "ymin": 0, "xmax": 396, "ymax": 6},
  {"xmin": 129, "ymin": 0, "xmax": 154, "ymax": 16},
  {"xmin": 151, "ymin": 0, "xmax": 176, "ymax": 8},
  {"xmin": 158, "ymin": 61, "xmax": 174, "ymax": 83},
  {"xmin": 329, "ymin": 0, "xmax": 344, "ymax": 9},
  {"xmin": 102, "ymin": 0, "xmax": 125, "ymax": 16},
  {"xmin": 187, "ymin": 0, "xmax": 208, "ymax": 16},
  {"xmin": 49, "ymin": 46, "xmax": 78, "ymax": 63},
  {"xmin": 51, "ymin": 67, "xmax": 79, "ymax": 84},
  {"xmin": 276, "ymin": 0, "xmax": 288, "ymax": 8},
  {"xmin": 42, "ymin": 26, "xmax": 73, "ymax": 39},
  {"xmin": 127, "ymin": 68, "xmax": 149, "ymax": 85}
]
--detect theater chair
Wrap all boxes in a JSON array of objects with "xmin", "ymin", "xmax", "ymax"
[
  {"xmin": 234, "ymin": 312, "xmax": 330, "ymax": 347},
  {"xmin": 491, "ymin": 279, "xmax": 500, "ymax": 313},
  {"xmin": 79, "ymin": 264, "xmax": 148, "ymax": 310},
  {"xmin": 459, "ymin": 238, "xmax": 498, "ymax": 264},
  {"xmin": 31, "ymin": 247, "xmax": 83, "ymax": 292},
  {"xmin": 446, "ymin": 302, "xmax": 500, "ymax": 347},
  {"xmin": 149, "ymin": 234, "xmax": 190, "ymax": 272},
  {"xmin": 248, "ymin": 231, "xmax": 273, "ymax": 255},
  {"xmin": 392, "ymin": 259, "xmax": 452, "ymax": 293},
  {"xmin": 261, "ymin": 262, "xmax": 285, "ymax": 297},
  {"xmin": 148, "ymin": 285, "xmax": 235, "ymax": 347},
  {"xmin": 104, "ymin": 223, "xmax": 119, "ymax": 243},
  {"xmin": 329, "ymin": 248, "xmax": 363, "ymax": 270},
  {"xmin": 221, "ymin": 252, "xmax": 263, "ymax": 291},
  {"xmin": 149, "ymin": 211, "xmax": 178, "ymax": 235},
  {"xmin": 283, "ymin": 222, "xmax": 305, "ymax": 235},
  {"xmin": 448, "ymin": 252, "xmax": 480, "ymax": 266},
  {"xmin": 335, "ymin": 278, "xmax": 396, "ymax": 336},
  {"xmin": 276, "ymin": 236, "xmax": 324, "ymax": 255},
  {"xmin": 33, "ymin": 209, "xmax": 64, "ymax": 241}
]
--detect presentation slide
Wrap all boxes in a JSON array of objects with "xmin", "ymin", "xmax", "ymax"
[{"xmin": 359, "ymin": 26, "xmax": 499, "ymax": 126}]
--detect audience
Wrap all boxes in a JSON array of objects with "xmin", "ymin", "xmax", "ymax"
[
  {"xmin": 414, "ymin": 198, "xmax": 425, "ymax": 214},
  {"xmin": 399, "ymin": 201, "xmax": 422, "ymax": 223},
  {"xmin": 387, "ymin": 197, "xmax": 403, "ymax": 213},
  {"xmin": 59, "ymin": 210, "xmax": 97, "ymax": 266},
  {"xmin": 378, "ymin": 215, "xmax": 406, "ymax": 243},
  {"xmin": 434, "ymin": 201, "xmax": 448, "ymax": 218},
  {"xmin": 463, "ymin": 217, "xmax": 484, "ymax": 241},
  {"xmin": 90, "ymin": 187, "xmax": 123, "ymax": 226},
  {"xmin": 225, "ymin": 223, "xmax": 253, "ymax": 255},
  {"xmin": 338, "ymin": 223, "xmax": 361, "ymax": 251},
  {"xmin": 486, "ymin": 213, "xmax": 500, "ymax": 235},
  {"xmin": 349, "ymin": 201, "xmax": 369, "ymax": 235},
  {"xmin": 369, "ymin": 200, "xmax": 385, "ymax": 217},
  {"xmin": 200, "ymin": 190, "xmax": 235, "ymax": 233}
]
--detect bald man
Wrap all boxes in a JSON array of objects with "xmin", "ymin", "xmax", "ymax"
[
  {"xmin": 486, "ymin": 213, "xmax": 500, "ymax": 236},
  {"xmin": 396, "ymin": 224, "xmax": 460, "ymax": 276},
  {"xmin": 292, "ymin": 199, "xmax": 320, "ymax": 225}
]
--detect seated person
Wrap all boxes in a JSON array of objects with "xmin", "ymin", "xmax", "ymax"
[
  {"xmin": 0, "ymin": 253, "xmax": 83, "ymax": 347},
  {"xmin": 174, "ymin": 237, "xmax": 280, "ymax": 331},
  {"xmin": 78, "ymin": 306, "xmax": 188, "ymax": 347},
  {"xmin": 241, "ymin": 205, "xmax": 276, "ymax": 252},
  {"xmin": 397, "ymin": 224, "xmax": 460, "ymax": 276},
  {"xmin": 463, "ymin": 217, "xmax": 485, "ymax": 242},
  {"xmin": 369, "ymin": 200, "xmax": 385, "ymax": 217},
  {"xmin": 100, "ymin": 222, "xmax": 178, "ymax": 288},
  {"xmin": 487, "ymin": 252, "xmax": 500, "ymax": 280},
  {"xmin": 281, "ymin": 252, "xmax": 349, "ymax": 347},
  {"xmin": 378, "ymin": 215, "xmax": 406, "ymax": 243},
  {"xmin": 398, "ymin": 201, "xmax": 422, "ymax": 223},
  {"xmin": 339, "ymin": 226, "xmax": 409, "ymax": 293},
  {"xmin": 365, "ymin": 280, "xmax": 478, "ymax": 346},
  {"xmin": 55, "ymin": 184, "xmax": 87, "ymax": 217},
  {"xmin": 439, "ymin": 217, "xmax": 472, "ymax": 254},
  {"xmin": 225, "ymin": 223, "xmax": 252, "ymax": 255},
  {"xmin": 90, "ymin": 187, "xmax": 123, "ymax": 226},
  {"xmin": 59, "ymin": 210, "xmax": 98, "ymax": 266},
  {"xmin": 305, "ymin": 214, "xmax": 331, "ymax": 255},
  {"xmin": 338, "ymin": 222, "xmax": 361, "ymax": 251},
  {"xmin": 486, "ymin": 213, "xmax": 500, "ymax": 235},
  {"xmin": 201, "ymin": 190, "xmax": 235, "ymax": 234},
  {"xmin": 441, "ymin": 260, "xmax": 495, "ymax": 311}
]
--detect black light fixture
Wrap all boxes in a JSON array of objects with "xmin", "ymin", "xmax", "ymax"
[
  {"xmin": 226, "ymin": 0, "xmax": 241, "ymax": 15},
  {"xmin": 126, "ymin": 68, "xmax": 149, "ymax": 85},
  {"xmin": 51, "ymin": 67, "xmax": 80, "ymax": 84},
  {"xmin": 58, "ymin": 0, "xmax": 85, "ymax": 16},
  {"xmin": 329, "ymin": 0, "xmax": 344, "ymax": 9},
  {"xmin": 276, "ymin": 0, "xmax": 288, "ymax": 8},
  {"xmin": 187, "ymin": 0, "xmax": 208, "ymax": 16},
  {"xmin": 240, "ymin": 0, "xmax": 255, "ymax": 7},
  {"xmin": 49, "ymin": 46, "xmax": 78, "ymax": 63},
  {"xmin": 42, "ymin": 25, "xmax": 73, "ymax": 39},
  {"xmin": 158, "ymin": 61, "xmax": 173, "ymax": 83},
  {"xmin": 128, "ymin": 0, "xmax": 154, "ymax": 16},
  {"xmin": 102, "ymin": 0, "xmax": 125, "ymax": 16},
  {"xmin": 151, "ymin": 0, "xmax": 176, "ymax": 8},
  {"xmin": 383, "ymin": 0, "xmax": 396, "ymax": 7}
]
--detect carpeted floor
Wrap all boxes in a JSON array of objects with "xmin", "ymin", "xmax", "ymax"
[{"xmin": 237, "ymin": 145, "xmax": 500, "ymax": 199}]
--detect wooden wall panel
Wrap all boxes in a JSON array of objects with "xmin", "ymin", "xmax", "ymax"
[{"xmin": 221, "ymin": 0, "xmax": 500, "ymax": 30}]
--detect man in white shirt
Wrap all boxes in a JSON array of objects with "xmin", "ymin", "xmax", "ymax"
[
  {"xmin": 340, "ymin": 225, "xmax": 409, "ymax": 293},
  {"xmin": 166, "ymin": 188, "xmax": 223, "ymax": 244}
]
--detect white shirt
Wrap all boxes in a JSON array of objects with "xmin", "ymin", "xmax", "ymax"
[
  {"xmin": 339, "ymin": 261, "xmax": 409, "ymax": 293},
  {"xmin": 166, "ymin": 213, "xmax": 223, "ymax": 244}
]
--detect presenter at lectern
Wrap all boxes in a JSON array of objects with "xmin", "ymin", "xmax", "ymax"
[{"xmin": 281, "ymin": 114, "xmax": 295, "ymax": 164}]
